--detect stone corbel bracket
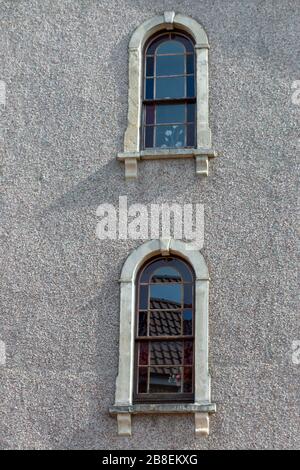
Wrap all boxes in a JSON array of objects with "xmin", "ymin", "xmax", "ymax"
[
  {"xmin": 117, "ymin": 148, "xmax": 218, "ymax": 180},
  {"xmin": 117, "ymin": 12, "xmax": 217, "ymax": 181},
  {"xmin": 109, "ymin": 403, "xmax": 216, "ymax": 437}
]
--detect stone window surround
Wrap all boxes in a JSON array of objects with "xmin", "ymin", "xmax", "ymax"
[
  {"xmin": 117, "ymin": 12, "xmax": 217, "ymax": 180},
  {"xmin": 109, "ymin": 239, "xmax": 216, "ymax": 436}
]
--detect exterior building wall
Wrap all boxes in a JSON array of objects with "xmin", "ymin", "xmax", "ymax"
[{"xmin": 0, "ymin": 0, "xmax": 299, "ymax": 449}]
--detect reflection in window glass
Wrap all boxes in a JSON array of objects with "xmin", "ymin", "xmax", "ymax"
[
  {"xmin": 143, "ymin": 32, "xmax": 196, "ymax": 149},
  {"xmin": 151, "ymin": 266, "xmax": 181, "ymax": 282},
  {"xmin": 183, "ymin": 309, "xmax": 193, "ymax": 336},
  {"xmin": 183, "ymin": 367, "xmax": 193, "ymax": 393},
  {"xmin": 156, "ymin": 77, "xmax": 185, "ymax": 99},
  {"xmin": 156, "ymin": 125, "xmax": 185, "ymax": 148},
  {"xmin": 139, "ymin": 285, "xmax": 148, "ymax": 309},
  {"xmin": 135, "ymin": 256, "xmax": 194, "ymax": 401},
  {"xmin": 156, "ymin": 105, "xmax": 185, "ymax": 124},
  {"xmin": 184, "ymin": 341, "xmax": 193, "ymax": 365},
  {"xmin": 138, "ymin": 311, "xmax": 147, "ymax": 336},
  {"xmin": 150, "ymin": 341, "xmax": 182, "ymax": 365},
  {"xmin": 157, "ymin": 40, "xmax": 185, "ymax": 54},
  {"xmin": 145, "ymin": 78, "xmax": 154, "ymax": 99},
  {"xmin": 139, "ymin": 342, "xmax": 148, "ymax": 365},
  {"xmin": 138, "ymin": 367, "xmax": 148, "ymax": 393},
  {"xmin": 146, "ymin": 56, "xmax": 154, "ymax": 76},
  {"xmin": 150, "ymin": 284, "xmax": 182, "ymax": 307},
  {"xmin": 184, "ymin": 284, "xmax": 193, "ymax": 308},
  {"xmin": 156, "ymin": 55, "xmax": 184, "ymax": 76},
  {"xmin": 145, "ymin": 126, "xmax": 154, "ymax": 147},
  {"xmin": 149, "ymin": 367, "xmax": 182, "ymax": 393},
  {"xmin": 149, "ymin": 311, "xmax": 181, "ymax": 336}
]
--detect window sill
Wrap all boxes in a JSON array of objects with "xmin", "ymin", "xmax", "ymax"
[
  {"xmin": 117, "ymin": 148, "xmax": 217, "ymax": 180},
  {"xmin": 109, "ymin": 402, "xmax": 216, "ymax": 437}
]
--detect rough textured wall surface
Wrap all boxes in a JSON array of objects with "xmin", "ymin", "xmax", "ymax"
[{"xmin": 0, "ymin": 0, "xmax": 299, "ymax": 449}]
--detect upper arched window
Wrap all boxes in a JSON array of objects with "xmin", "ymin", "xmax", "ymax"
[
  {"xmin": 143, "ymin": 32, "xmax": 196, "ymax": 149},
  {"xmin": 134, "ymin": 255, "xmax": 195, "ymax": 403},
  {"xmin": 118, "ymin": 12, "xmax": 215, "ymax": 180}
]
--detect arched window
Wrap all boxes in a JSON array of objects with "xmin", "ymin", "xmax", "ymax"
[
  {"xmin": 143, "ymin": 32, "xmax": 196, "ymax": 150},
  {"xmin": 109, "ymin": 239, "xmax": 215, "ymax": 437},
  {"xmin": 134, "ymin": 255, "xmax": 195, "ymax": 402},
  {"xmin": 117, "ymin": 12, "xmax": 217, "ymax": 180}
]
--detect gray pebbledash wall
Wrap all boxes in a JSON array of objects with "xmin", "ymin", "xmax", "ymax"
[{"xmin": 0, "ymin": 0, "xmax": 299, "ymax": 450}]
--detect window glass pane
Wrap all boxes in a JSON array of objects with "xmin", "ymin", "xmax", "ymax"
[
  {"xmin": 156, "ymin": 104, "xmax": 185, "ymax": 124},
  {"xmin": 187, "ymin": 103, "xmax": 195, "ymax": 123},
  {"xmin": 139, "ymin": 285, "xmax": 148, "ymax": 309},
  {"xmin": 145, "ymin": 105, "xmax": 155, "ymax": 125},
  {"xmin": 151, "ymin": 266, "xmax": 182, "ymax": 282},
  {"xmin": 157, "ymin": 40, "xmax": 185, "ymax": 54},
  {"xmin": 145, "ymin": 78, "xmax": 154, "ymax": 99},
  {"xmin": 149, "ymin": 366, "xmax": 182, "ymax": 393},
  {"xmin": 178, "ymin": 36, "xmax": 194, "ymax": 53},
  {"xmin": 172, "ymin": 259, "xmax": 193, "ymax": 282},
  {"xmin": 145, "ymin": 126, "xmax": 154, "ymax": 148},
  {"xmin": 140, "ymin": 259, "xmax": 168, "ymax": 283},
  {"xmin": 155, "ymin": 125, "xmax": 185, "ymax": 148},
  {"xmin": 156, "ymin": 55, "xmax": 185, "ymax": 76},
  {"xmin": 186, "ymin": 54, "xmax": 194, "ymax": 74},
  {"xmin": 156, "ymin": 77, "xmax": 185, "ymax": 99},
  {"xmin": 184, "ymin": 341, "xmax": 193, "ymax": 365},
  {"xmin": 149, "ymin": 311, "xmax": 181, "ymax": 336},
  {"xmin": 150, "ymin": 284, "xmax": 182, "ymax": 307},
  {"xmin": 138, "ymin": 311, "xmax": 147, "ymax": 336},
  {"xmin": 183, "ymin": 285, "xmax": 193, "ymax": 308},
  {"xmin": 187, "ymin": 123, "xmax": 195, "ymax": 147},
  {"xmin": 151, "ymin": 341, "xmax": 182, "ymax": 365},
  {"xmin": 183, "ymin": 309, "xmax": 193, "ymax": 335},
  {"xmin": 186, "ymin": 76, "xmax": 194, "ymax": 97},
  {"xmin": 139, "ymin": 342, "xmax": 149, "ymax": 365},
  {"xmin": 146, "ymin": 56, "xmax": 154, "ymax": 76},
  {"xmin": 136, "ymin": 256, "xmax": 195, "ymax": 398},
  {"xmin": 183, "ymin": 367, "xmax": 193, "ymax": 393},
  {"xmin": 138, "ymin": 367, "xmax": 148, "ymax": 393}
]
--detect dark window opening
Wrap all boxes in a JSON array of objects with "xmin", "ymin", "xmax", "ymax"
[
  {"xmin": 143, "ymin": 31, "xmax": 196, "ymax": 150},
  {"xmin": 134, "ymin": 256, "xmax": 195, "ymax": 403}
]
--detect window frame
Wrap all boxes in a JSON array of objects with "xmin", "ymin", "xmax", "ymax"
[
  {"xmin": 141, "ymin": 30, "xmax": 197, "ymax": 151},
  {"xmin": 109, "ymin": 239, "xmax": 216, "ymax": 437},
  {"xmin": 133, "ymin": 254, "xmax": 196, "ymax": 404},
  {"xmin": 117, "ymin": 12, "xmax": 216, "ymax": 180}
]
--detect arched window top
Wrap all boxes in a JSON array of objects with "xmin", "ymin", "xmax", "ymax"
[
  {"xmin": 129, "ymin": 12, "xmax": 209, "ymax": 49},
  {"xmin": 156, "ymin": 39, "xmax": 185, "ymax": 54},
  {"xmin": 140, "ymin": 256, "xmax": 194, "ymax": 284},
  {"xmin": 146, "ymin": 32, "xmax": 194, "ymax": 55}
]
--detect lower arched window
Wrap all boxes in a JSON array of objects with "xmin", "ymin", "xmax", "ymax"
[{"xmin": 134, "ymin": 255, "xmax": 195, "ymax": 403}]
